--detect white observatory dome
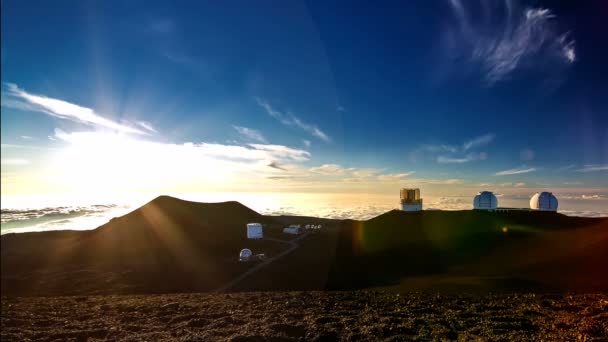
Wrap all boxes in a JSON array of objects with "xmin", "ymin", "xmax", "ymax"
[
  {"xmin": 530, "ymin": 192, "xmax": 558, "ymax": 211},
  {"xmin": 473, "ymin": 191, "xmax": 498, "ymax": 210},
  {"xmin": 246, "ymin": 223, "xmax": 263, "ymax": 239},
  {"xmin": 239, "ymin": 248, "xmax": 253, "ymax": 262}
]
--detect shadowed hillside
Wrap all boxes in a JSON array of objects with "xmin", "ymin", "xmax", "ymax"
[
  {"xmin": 2, "ymin": 196, "xmax": 608, "ymax": 296},
  {"xmin": 236, "ymin": 210, "xmax": 608, "ymax": 292},
  {"xmin": 1, "ymin": 196, "xmax": 287, "ymax": 295}
]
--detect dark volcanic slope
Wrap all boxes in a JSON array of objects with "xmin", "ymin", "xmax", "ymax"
[
  {"xmin": 2, "ymin": 292, "xmax": 607, "ymax": 341},
  {"xmin": 236, "ymin": 210, "xmax": 608, "ymax": 292},
  {"xmin": 1, "ymin": 196, "xmax": 289, "ymax": 295},
  {"xmin": 2, "ymin": 196, "xmax": 608, "ymax": 296}
]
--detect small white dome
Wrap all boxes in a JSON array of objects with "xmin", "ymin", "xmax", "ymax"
[
  {"xmin": 473, "ymin": 191, "xmax": 498, "ymax": 210},
  {"xmin": 530, "ymin": 192, "xmax": 558, "ymax": 211},
  {"xmin": 239, "ymin": 248, "xmax": 253, "ymax": 261}
]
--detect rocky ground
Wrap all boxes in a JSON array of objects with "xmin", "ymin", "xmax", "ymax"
[{"xmin": 2, "ymin": 292, "xmax": 607, "ymax": 341}]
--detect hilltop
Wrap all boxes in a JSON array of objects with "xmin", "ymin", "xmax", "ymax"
[{"xmin": 2, "ymin": 196, "xmax": 608, "ymax": 296}]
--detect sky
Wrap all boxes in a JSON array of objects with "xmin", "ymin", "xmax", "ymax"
[{"xmin": 1, "ymin": 0, "xmax": 607, "ymax": 201}]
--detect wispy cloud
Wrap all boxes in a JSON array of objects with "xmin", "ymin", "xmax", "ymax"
[
  {"xmin": 248, "ymin": 144, "xmax": 310, "ymax": 162},
  {"xmin": 576, "ymin": 164, "xmax": 608, "ymax": 172},
  {"xmin": 445, "ymin": 0, "xmax": 575, "ymax": 84},
  {"xmin": 255, "ymin": 97, "xmax": 330, "ymax": 142},
  {"xmin": 561, "ymin": 194, "xmax": 604, "ymax": 200},
  {"xmin": 477, "ymin": 181, "xmax": 527, "ymax": 187},
  {"xmin": 414, "ymin": 178, "xmax": 465, "ymax": 185},
  {"xmin": 233, "ymin": 125, "xmax": 267, "ymax": 143},
  {"xmin": 437, "ymin": 154, "xmax": 477, "ymax": 164},
  {"xmin": 419, "ymin": 133, "xmax": 494, "ymax": 164},
  {"xmin": 376, "ymin": 171, "xmax": 416, "ymax": 181},
  {"xmin": 3, "ymin": 83, "xmax": 147, "ymax": 134},
  {"xmin": 135, "ymin": 121, "xmax": 158, "ymax": 133},
  {"xmin": 302, "ymin": 140, "xmax": 311, "ymax": 148},
  {"xmin": 495, "ymin": 166, "xmax": 537, "ymax": 176},
  {"xmin": 309, "ymin": 164, "xmax": 345, "ymax": 175},
  {"xmin": 462, "ymin": 133, "xmax": 495, "ymax": 151},
  {"xmin": 1, "ymin": 158, "xmax": 29, "ymax": 165}
]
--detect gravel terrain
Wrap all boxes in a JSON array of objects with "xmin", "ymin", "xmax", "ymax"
[{"xmin": 2, "ymin": 292, "xmax": 607, "ymax": 341}]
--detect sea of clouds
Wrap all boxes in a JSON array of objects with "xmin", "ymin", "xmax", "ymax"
[{"xmin": 2, "ymin": 193, "xmax": 606, "ymax": 234}]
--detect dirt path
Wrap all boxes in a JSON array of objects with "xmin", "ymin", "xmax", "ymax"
[{"xmin": 215, "ymin": 233, "xmax": 310, "ymax": 292}]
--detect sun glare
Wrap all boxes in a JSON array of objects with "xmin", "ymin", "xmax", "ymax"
[{"xmin": 48, "ymin": 132, "xmax": 235, "ymax": 194}]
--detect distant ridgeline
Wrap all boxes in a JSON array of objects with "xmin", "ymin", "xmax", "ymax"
[{"xmin": 1, "ymin": 195, "xmax": 607, "ymax": 296}]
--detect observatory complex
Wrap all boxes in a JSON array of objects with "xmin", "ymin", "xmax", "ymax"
[
  {"xmin": 471, "ymin": 190, "xmax": 559, "ymax": 212},
  {"xmin": 400, "ymin": 188, "xmax": 423, "ymax": 211},
  {"xmin": 398, "ymin": 188, "xmax": 560, "ymax": 213}
]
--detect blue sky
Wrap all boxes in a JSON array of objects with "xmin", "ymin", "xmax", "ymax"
[{"xmin": 1, "ymin": 0, "xmax": 607, "ymax": 197}]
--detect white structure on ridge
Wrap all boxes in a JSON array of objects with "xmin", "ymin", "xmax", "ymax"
[
  {"xmin": 530, "ymin": 192, "xmax": 558, "ymax": 211},
  {"xmin": 473, "ymin": 191, "xmax": 498, "ymax": 210},
  {"xmin": 283, "ymin": 224, "xmax": 301, "ymax": 235},
  {"xmin": 247, "ymin": 223, "xmax": 263, "ymax": 239},
  {"xmin": 400, "ymin": 188, "xmax": 422, "ymax": 211},
  {"xmin": 239, "ymin": 248, "xmax": 253, "ymax": 262}
]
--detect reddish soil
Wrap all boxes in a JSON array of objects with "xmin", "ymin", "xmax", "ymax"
[{"xmin": 2, "ymin": 292, "xmax": 607, "ymax": 341}]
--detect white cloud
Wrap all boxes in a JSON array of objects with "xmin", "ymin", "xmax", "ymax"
[
  {"xmin": 19, "ymin": 135, "xmax": 33, "ymax": 140},
  {"xmin": 255, "ymin": 97, "xmax": 331, "ymax": 142},
  {"xmin": 420, "ymin": 144, "xmax": 459, "ymax": 153},
  {"xmin": 135, "ymin": 121, "xmax": 158, "ymax": 133},
  {"xmin": 302, "ymin": 140, "xmax": 311, "ymax": 148},
  {"xmin": 437, "ymin": 154, "xmax": 477, "ymax": 164},
  {"xmin": 1, "ymin": 158, "xmax": 29, "ymax": 165},
  {"xmin": 248, "ymin": 144, "xmax": 310, "ymax": 162},
  {"xmin": 419, "ymin": 133, "xmax": 494, "ymax": 164},
  {"xmin": 415, "ymin": 178, "xmax": 465, "ymax": 185},
  {"xmin": 462, "ymin": 133, "xmax": 495, "ymax": 151},
  {"xmin": 576, "ymin": 165, "xmax": 608, "ymax": 172},
  {"xmin": 42, "ymin": 130, "xmax": 315, "ymax": 192},
  {"xmin": 309, "ymin": 164, "xmax": 345, "ymax": 175},
  {"xmin": 54, "ymin": 130, "xmax": 310, "ymax": 164},
  {"xmin": 3, "ymin": 83, "xmax": 147, "ymax": 134},
  {"xmin": 1, "ymin": 143, "xmax": 55, "ymax": 151},
  {"xmin": 445, "ymin": 0, "xmax": 576, "ymax": 84},
  {"xmin": 560, "ymin": 194, "xmax": 604, "ymax": 200},
  {"xmin": 233, "ymin": 125, "xmax": 267, "ymax": 143},
  {"xmin": 377, "ymin": 171, "xmax": 416, "ymax": 181},
  {"xmin": 495, "ymin": 166, "xmax": 537, "ymax": 176}
]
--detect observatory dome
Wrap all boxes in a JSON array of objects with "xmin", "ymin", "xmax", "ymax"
[
  {"xmin": 530, "ymin": 192, "xmax": 558, "ymax": 211},
  {"xmin": 239, "ymin": 248, "xmax": 253, "ymax": 262},
  {"xmin": 473, "ymin": 191, "xmax": 498, "ymax": 210}
]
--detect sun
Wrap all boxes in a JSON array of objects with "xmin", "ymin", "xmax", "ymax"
[{"xmin": 47, "ymin": 131, "xmax": 236, "ymax": 195}]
